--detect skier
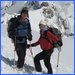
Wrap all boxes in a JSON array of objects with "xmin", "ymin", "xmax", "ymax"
[
  {"xmin": 27, "ymin": 20, "xmax": 62, "ymax": 74},
  {"xmin": 7, "ymin": 7, "xmax": 32, "ymax": 69}
]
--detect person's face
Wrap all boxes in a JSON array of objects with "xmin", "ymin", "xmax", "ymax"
[
  {"xmin": 39, "ymin": 24, "xmax": 45, "ymax": 30},
  {"xmin": 21, "ymin": 13, "xmax": 28, "ymax": 20}
]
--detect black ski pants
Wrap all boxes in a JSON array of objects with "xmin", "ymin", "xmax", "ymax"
[
  {"xmin": 15, "ymin": 43, "xmax": 26, "ymax": 68},
  {"xmin": 34, "ymin": 49, "xmax": 53, "ymax": 74}
]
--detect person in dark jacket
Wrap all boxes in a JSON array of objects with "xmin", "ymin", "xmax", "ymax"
[
  {"xmin": 7, "ymin": 7, "xmax": 32, "ymax": 69},
  {"xmin": 27, "ymin": 20, "xmax": 61, "ymax": 74}
]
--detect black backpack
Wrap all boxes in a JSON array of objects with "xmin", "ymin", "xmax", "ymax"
[
  {"xmin": 44, "ymin": 27, "xmax": 63, "ymax": 48},
  {"xmin": 7, "ymin": 17, "xmax": 18, "ymax": 39}
]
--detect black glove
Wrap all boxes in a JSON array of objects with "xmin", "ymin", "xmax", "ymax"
[
  {"xmin": 26, "ymin": 44, "xmax": 31, "ymax": 48},
  {"xmin": 57, "ymin": 41, "xmax": 63, "ymax": 47},
  {"xmin": 27, "ymin": 34, "xmax": 32, "ymax": 41}
]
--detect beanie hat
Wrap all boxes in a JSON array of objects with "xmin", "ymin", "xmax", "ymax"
[
  {"xmin": 39, "ymin": 20, "xmax": 47, "ymax": 25},
  {"xmin": 21, "ymin": 7, "xmax": 28, "ymax": 14}
]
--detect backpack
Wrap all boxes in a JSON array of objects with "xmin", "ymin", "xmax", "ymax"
[
  {"xmin": 44, "ymin": 27, "xmax": 63, "ymax": 48},
  {"xmin": 7, "ymin": 17, "xmax": 18, "ymax": 39}
]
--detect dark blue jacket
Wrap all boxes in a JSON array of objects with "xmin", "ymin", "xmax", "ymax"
[{"xmin": 8, "ymin": 15, "xmax": 32, "ymax": 44}]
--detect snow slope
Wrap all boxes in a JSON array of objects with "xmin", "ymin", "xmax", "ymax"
[
  {"xmin": 2, "ymin": 1, "xmax": 27, "ymax": 14},
  {"xmin": 1, "ymin": 1, "xmax": 74, "ymax": 74}
]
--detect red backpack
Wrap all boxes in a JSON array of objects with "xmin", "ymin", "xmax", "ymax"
[{"xmin": 44, "ymin": 27, "xmax": 63, "ymax": 48}]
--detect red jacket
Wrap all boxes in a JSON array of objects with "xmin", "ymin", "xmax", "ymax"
[{"xmin": 32, "ymin": 31, "xmax": 60, "ymax": 51}]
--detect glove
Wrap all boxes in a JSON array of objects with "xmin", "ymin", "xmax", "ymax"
[
  {"xmin": 57, "ymin": 41, "xmax": 63, "ymax": 47},
  {"xmin": 26, "ymin": 44, "xmax": 31, "ymax": 48},
  {"xmin": 27, "ymin": 34, "xmax": 32, "ymax": 41}
]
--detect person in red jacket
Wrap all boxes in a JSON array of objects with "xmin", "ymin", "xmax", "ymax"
[{"xmin": 27, "ymin": 20, "xmax": 60, "ymax": 74}]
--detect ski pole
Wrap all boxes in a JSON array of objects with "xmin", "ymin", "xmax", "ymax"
[
  {"xmin": 14, "ymin": 35, "xmax": 16, "ymax": 67},
  {"xmin": 29, "ymin": 41, "xmax": 33, "ymax": 58},
  {"xmin": 29, "ymin": 41, "xmax": 36, "ymax": 73},
  {"xmin": 56, "ymin": 47, "xmax": 61, "ymax": 74}
]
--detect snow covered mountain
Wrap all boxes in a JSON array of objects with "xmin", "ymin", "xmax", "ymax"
[
  {"xmin": 1, "ymin": 1, "xmax": 74, "ymax": 74},
  {"xmin": 1, "ymin": 1, "xmax": 74, "ymax": 36}
]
